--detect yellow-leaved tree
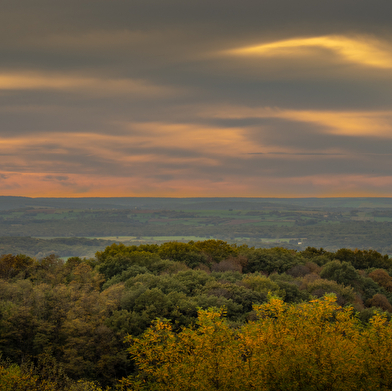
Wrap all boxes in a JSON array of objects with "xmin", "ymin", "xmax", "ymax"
[{"xmin": 122, "ymin": 294, "xmax": 392, "ymax": 391}]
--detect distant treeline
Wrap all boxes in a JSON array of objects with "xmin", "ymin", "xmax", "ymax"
[
  {"xmin": 1, "ymin": 240, "xmax": 392, "ymax": 390},
  {"xmin": 3, "ymin": 196, "xmax": 392, "ymax": 211},
  {"xmin": 0, "ymin": 236, "xmax": 114, "ymax": 258}
]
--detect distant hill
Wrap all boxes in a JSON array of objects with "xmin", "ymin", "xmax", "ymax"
[{"xmin": 2, "ymin": 196, "xmax": 392, "ymax": 211}]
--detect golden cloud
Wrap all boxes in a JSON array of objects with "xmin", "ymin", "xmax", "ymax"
[
  {"xmin": 225, "ymin": 35, "xmax": 392, "ymax": 69},
  {"xmin": 199, "ymin": 105, "xmax": 392, "ymax": 138},
  {"xmin": 280, "ymin": 110, "xmax": 392, "ymax": 137},
  {"xmin": 0, "ymin": 71, "xmax": 180, "ymax": 97}
]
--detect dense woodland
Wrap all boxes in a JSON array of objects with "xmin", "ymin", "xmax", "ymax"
[{"xmin": 1, "ymin": 240, "xmax": 392, "ymax": 389}]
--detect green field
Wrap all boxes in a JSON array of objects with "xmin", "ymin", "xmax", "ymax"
[
  {"xmin": 86, "ymin": 235, "xmax": 217, "ymax": 242},
  {"xmin": 2, "ymin": 197, "xmax": 392, "ymax": 256}
]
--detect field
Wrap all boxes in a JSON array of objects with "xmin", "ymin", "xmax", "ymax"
[{"xmin": 1, "ymin": 197, "xmax": 392, "ymax": 257}]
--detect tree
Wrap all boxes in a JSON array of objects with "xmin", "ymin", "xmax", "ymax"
[
  {"xmin": 0, "ymin": 254, "xmax": 34, "ymax": 279},
  {"xmin": 320, "ymin": 260, "xmax": 360, "ymax": 287},
  {"xmin": 124, "ymin": 295, "xmax": 390, "ymax": 390},
  {"xmin": 368, "ymin": 269, "xmax": 392, "ymax": 292},
  {"xmin": 97, "ymin": 251, "xmax": 161, "ymax": 280},
  {"xmin": 366, "ymin": 293, "xmax": 392, "ymax": 312},
  {"xmin": 244, "ymin": 248, "xmax": 304, "ymax": 274},
  {"xmin": 334, "ymin": 248, "xmax": 392, "ymax": 270}
]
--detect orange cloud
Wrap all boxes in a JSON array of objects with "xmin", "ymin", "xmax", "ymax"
[
  {"xmin": 0, "ymin": 172, "xmax": 254, "ymax": 197},
  {"xmin": 0, "ymin": 122, "xmax": 257, "ymax": 179},
  {"xmin": 200, "ymin": 105, "xmax": 392, "ymax": 138},
  {"xmin": 280, "ymin": 110, "xmax": 392, "ymax": 137},
  {"xmin": 1, "ymin": 107, "xmax": 392, "ymax": 197},
  {"xmin": 2, "ymin": 171, "xmax": 392, "ymax": 198},
  {"xmin": 126, "ymin": 122, "xmax": 256, "ymax": 157},
  {"xmin": 0, "ymin": 71, "xmax": 180, "ymax": 97}
]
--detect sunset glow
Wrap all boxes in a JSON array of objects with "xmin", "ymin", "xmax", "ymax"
[{"xmin": 1, "ymin": 1, "xmax": 392, "ymax": 197}]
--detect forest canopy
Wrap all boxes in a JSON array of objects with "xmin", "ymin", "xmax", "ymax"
[{"xmin": 0, "ymin": 240, "xmax": 392, "ymax": 390}]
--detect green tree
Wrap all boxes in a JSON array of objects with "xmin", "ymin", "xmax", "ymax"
[
  {"xmin": 320, "ymin": 260, "xmax": 360, "ymax": 287},
  {"xmin": 334, "ymin": 248, "xmax": 392, "ymax": 270},
  {"xmin": 244, "ymin": 247, "xmax": 304, "ymax": 274}
]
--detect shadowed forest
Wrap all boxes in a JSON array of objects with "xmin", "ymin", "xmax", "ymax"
[{"xmin": 1, "ymin": 240, "xmax": 392, "ymax": 390}]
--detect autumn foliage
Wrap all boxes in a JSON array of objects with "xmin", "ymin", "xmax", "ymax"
[
  {"xmin": 1, "ymin": 243, "xmax": 392, "ymax": 389},
  {"xmin": 124, "ymin": 295, "xmax": 392, "ymax": 391}
]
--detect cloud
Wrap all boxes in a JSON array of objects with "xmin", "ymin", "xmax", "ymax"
[
  {"xmin": 226, "ymin": 35, "xmax": 392, "ymax": 69},
  {"xmin": 248, "ymin": 152, "xmax": 345, "ymax": 156},
  {"xmin": 0, "ymin": 1, "xmax": 391, "ymax": 197},
  {"xmin": 43, "ymin": 175, "xmax": 69, "ymax": 181},
  {"xmin": 0, "ymin": 108, "xmax": 391, "ymax": 184},
  {"xmin": 0, "ymin": 71, "xmax": 180, "ymax": 97},
  {"xmin": 200, "ymin": 105, "xmax": 392, "ymax": 138},
  {"xmin": 2, "ymin": 170, "xmax": 392, "ymax": 198},
  {"xmin": 280, "ymin": 110, "xmax": 392, "ymax": 137},
  {"xmin": 28, "ymin": 30, "xmax": 153, "ymax": 51}
]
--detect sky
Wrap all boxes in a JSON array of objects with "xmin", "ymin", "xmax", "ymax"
[{"xmin": 1, "ymin": 0, "xmax": 392, "ymax": 198}]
